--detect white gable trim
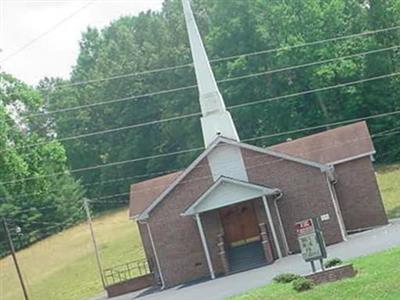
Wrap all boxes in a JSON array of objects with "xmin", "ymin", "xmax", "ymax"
[
  {"xmin": 327, "ymin": 151, "xmax": 375, "ymax": 166},
  {"xmin": 138, "ymin": 136, "xmax": 328, "ymax": 220},
  {"xmin": 182, "ymin": 177, "xmax": 280, "ymax": 216},
  {"xmin": 138, "ymin": 138, "xmax": 221, "ymax": 220},
  {"xmin": 226, "ymin": 139, "xmax": 329, "ymax": 171}
]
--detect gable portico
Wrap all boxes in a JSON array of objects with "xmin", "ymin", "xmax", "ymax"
[{"xmin": 182, "ymin": 177, "xmax": 286, "ymax": 278}]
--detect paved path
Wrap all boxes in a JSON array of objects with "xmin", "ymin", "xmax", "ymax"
[{"xmin": 94, "ymin": 219, "xmax": 400, "ymax": 300}]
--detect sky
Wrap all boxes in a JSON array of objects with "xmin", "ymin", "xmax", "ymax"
[{"xmin": 0, "ymin": 0, "xmax": 164, "ymax": 86}]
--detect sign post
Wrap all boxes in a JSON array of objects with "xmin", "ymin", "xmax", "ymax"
[{"xmin": 295, "ymin": 217, "xmax": 327, "ymax": 272}]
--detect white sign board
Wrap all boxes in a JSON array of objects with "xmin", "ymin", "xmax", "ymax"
[{"xmin": 298, "ymin": 232, "xmax": 323, "ymax": 261}]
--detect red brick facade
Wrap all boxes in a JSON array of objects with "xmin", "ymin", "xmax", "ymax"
[
  {"xmin": 333, "ymin": 156, "xmax": 388, "ymax": 231},
  {"xmin": 140, "ymin": 147, "xmax": 348, "ymax": 287},
  {"xmin": 105, "ymin": 274, "xmax": 154, "ymax": 297},
  {"xmin": 146, "ymin": 158, "xmax": 213, "ymax": 286},
  {"xmin": 305, "ymin": 264, "xmax": 357, "ymax": 285},
  {"xmin": 241, "ymin": 148, "xmax": 343, "ymax": 253}
]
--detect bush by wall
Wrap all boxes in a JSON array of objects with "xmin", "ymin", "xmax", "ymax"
[
  {"xmin": 273, "ymin": 273, "xmax": 301, "ymax": 284},
  {"xmin": 324, "ymin": 258, "xmax": 343, "ymax": 269},
  {"xmin": 292, "ymin": 277, "xmax": 314, "ymax": 292}
]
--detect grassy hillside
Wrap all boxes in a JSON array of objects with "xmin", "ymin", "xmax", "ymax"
[
  {"xmin": 0, "ymin": 210, "xmax": 145, "ymax": 300},
  {"xmin": 376, "ymin": 163, "xmax": 400, "ymax": 219},
  {"xmin": 1, "ymin": 164, "xmax": 399, "ymax": 300},
  {"xmin": 230, "ymin": 246, "xmax": 400, "ymax": 300}
]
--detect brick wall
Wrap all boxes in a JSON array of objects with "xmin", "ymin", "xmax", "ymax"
[
  {"xmin": 305, "ymin": 264, "xmax": 356, "ymax": 285},
  {"xmin": 253, "ymin": 198, "xmax": 282, "ymax": 259},
  {"xmin": 334, "ymin": 157, "xmax": 388, "ymax": 231},
  {"xmin": 241, "ymin": 148, "xmax": 343, "ymax": 253},
  {"xmin": 147, "ymin": 158, "xmax": 214, "ymax": 287},
  {"xmin": 138, "ymin": 145, "xmax": 347, "ymax": 287},
  {"xmin": 105, "ymin": 274, "xmax": 154, "ymax": 297}
]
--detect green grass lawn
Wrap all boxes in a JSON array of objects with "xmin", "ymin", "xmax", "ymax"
[
  {"xmin": 0, "ymin": 163, "xmax": 399, "ymax": 300},
  {"xmin": 230, "ymin": 246, "xmax": 400, "ymax": 300}
]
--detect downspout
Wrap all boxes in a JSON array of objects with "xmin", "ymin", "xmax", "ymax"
[
  {"xmin": 273, "ymin": 193, "xmax": 290, "ymax": 255},
  {"xmin": 139, "ymin": 220, "xmax": 166, "ymax": 289},
  {"xmin": 325, "ymin": 168, "xmax": 347, "ymax": 241},
  {"xmin": 262, "ymin": 195, "xmax": 282, "ymax": 258},
  {"xmin": 195, "ymin": 214, "xmax": 216, "ymax": 279}
]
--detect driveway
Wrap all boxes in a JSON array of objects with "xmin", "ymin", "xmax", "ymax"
[{"xmin": 93, "ymin": 219, "xmax": 400, "ymax": 300}]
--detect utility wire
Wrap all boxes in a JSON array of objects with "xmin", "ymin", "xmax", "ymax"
[
  {"xmin": 29, "ymin": 44, "xmax": 400, "ymax": 118},
  {"xmin": 47, "ymin": 130, "xmax": 398, "ymax": 209},
  {"xmin": 229, "ymin": 72, "xmax": 400, "ymax": 110},
  {"xmin": 5, "ymin": 128, "xmax": 398, "ymax": 223},
  {"xmin": 11, "ymin": 70, "xmax": 400, "ymax": 153},
  {"xmin": 87, "ymin": 129, "xmax": 399, "ymax": 198},
  {"xmin": 0, "ymin": 138, "xmax": 363, "ymax": 209},
  {"xmin": 52, "ymin": 24, "xmax": 400, "ymax": 89},
  {"xmin": 80, "ymin": 144, "xmax": 400, "ymax": 208},
  {"xmin": 6, "ymin": 206, "xmax": 84, "ymax": 228},
  {"xmin": 1, "ymin": 109, "xmax": 399, "ymax": 187},
  {"xmin": 242, "ymin": 111, "xmax": 400, "ymax": 142},
  {"xmin": 0, "ymin": 139, "xmax": 400, "ymax": 244},
  {"xmin": 0, "ymin": 0, "xmax": 97, "ymax": 63},
  {"xmin": 14, "ymin": 110, "xmax": 400, "ymax": 202}
]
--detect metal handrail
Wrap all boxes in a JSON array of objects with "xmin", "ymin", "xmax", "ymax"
[{"xmin": 103, "ymin": 259, "xmax": 153, "ymax": 286}]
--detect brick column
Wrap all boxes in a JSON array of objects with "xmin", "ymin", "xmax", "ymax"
[
  {"xmin": 217, "ymin": 233, "xmax": 229, "ymax": 274},
  {"xmin": 259, "ymin": 223, "xmax": 274, "ymax": 264}
]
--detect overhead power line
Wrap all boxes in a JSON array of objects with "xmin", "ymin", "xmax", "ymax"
[
  {"xmin": 1, "ymin": 109, "xmax": 399, "ymax": 187},
  {"xmin": 7, "ymin": 142, "xmax": 399, "ymax": 222},
  {"xmin": 30, "ymin": 44, "xmax": 400, "ymax": 117},
  {"xmin": 7, "ymin": 127, "xmax": 398, "ymax": 210},
  {"xmin": 12, "ymin": 70, "xmax": 400, "ymax": 152},
  {"xmin": 0, "ymin": 0, "xmax": 97, "ymax": 63},
  {"xmin": 88, "ymin": 130, "xmax": 400, "ymax": 199},
  {"xmin": 4, "ymin": 126, "xmax": 398, "ymax": 221},
  {"xmin": 229, "ymin": 72, "xmax": 400, "ymax": 110},
  {"xmin": 53, "ymin": 24, "xmax": 400, "ymax": 89}
]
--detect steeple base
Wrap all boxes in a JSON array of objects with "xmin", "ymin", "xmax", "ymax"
[{"xmin": 200, "ymin": 111, "xmax": 239, "ymax": 148}]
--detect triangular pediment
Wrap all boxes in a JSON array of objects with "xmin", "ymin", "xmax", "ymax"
[{"xmin": 182, "ymin": 176, "xmax": 280, "ymax": 216}]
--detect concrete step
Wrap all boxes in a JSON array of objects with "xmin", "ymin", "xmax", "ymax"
[{"xmin": 228, "ymin": 242, "xmax": 266, "ymax": 273}]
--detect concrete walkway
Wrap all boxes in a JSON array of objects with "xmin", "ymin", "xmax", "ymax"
[{"xmin": 94, "ymin": 219, "xmax": 400, "ymax": 300}]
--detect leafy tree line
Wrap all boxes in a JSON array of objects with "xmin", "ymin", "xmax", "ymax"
[
  {"xmin": 43, "ymin": 0, "xmax": 399, "ymax": 202},
  {"xmin": 0, "ymin": 73, "xmax": 84, "ymax": 256},
  {"xmin": 1, "ymin": 0, "xmax": 400, "ymax": 254}
]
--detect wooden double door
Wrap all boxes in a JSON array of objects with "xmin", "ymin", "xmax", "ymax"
[{"xmin": 219, "ymin": 201, "xmax": 260, "ymax": 247}]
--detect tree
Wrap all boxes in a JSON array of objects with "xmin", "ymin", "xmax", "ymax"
[{"xmin": 0, "ymin": 72, "xmax": 84, "ymax": 256}]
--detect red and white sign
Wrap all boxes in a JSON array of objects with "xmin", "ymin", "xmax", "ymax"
[{"xmin": 295, "ymin": 219, "xmax": 315, "ymax": 235}]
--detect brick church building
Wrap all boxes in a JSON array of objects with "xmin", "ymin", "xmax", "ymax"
[{"xmin": 129, "ymin": 0, "xmax": 387, "ymax": 288}]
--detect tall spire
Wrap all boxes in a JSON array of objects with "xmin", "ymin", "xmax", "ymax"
[{"xmin": 182, "ymin": 0, "xmax": 239, "ymax": 147}]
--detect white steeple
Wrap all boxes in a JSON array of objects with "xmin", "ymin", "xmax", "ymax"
[{"xmin": 182, "ymin": 0, "xmax": 239, "ymax": 148}]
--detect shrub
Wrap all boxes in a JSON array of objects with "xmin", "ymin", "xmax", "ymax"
[
  {"xmin": 292, "ymin": 277, "xmax": 314, "ymax": 292},
  {"xmin": 324, "ymin": 258, "xmax": 343, "ymax": 269},
  {"xmin": 273, "ymin": 273, "xmax": 301, "ymax": 283}
]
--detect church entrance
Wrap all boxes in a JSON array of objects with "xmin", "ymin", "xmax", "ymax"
[
  {"xmin": 219, "ymin": 201, "xmax": 260, "ymax": 247},
  {"xmin": 219, "ymin": 200, "xmax": 266, "ymax": 273}
]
